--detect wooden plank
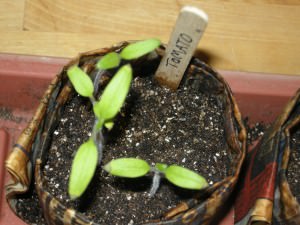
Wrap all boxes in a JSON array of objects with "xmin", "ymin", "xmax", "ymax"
[
  {"xmin": 0, "ymin": 31, "xmax": 299, "ymax": 76},
  {"xmin": 238, "ymin": 0, "xmax": 300, "ymax": 5},
  {"xmin": 23, "ymin": 0, "xmax": 300, "ymax": 43},
  {"xmin": 23, "ymin": 0, "xmax": 176, "ymax": 34},
  {"xmin": 0, "ymin": 0, "xmax": 298, "ymax": 75},
  {"xmin": 0, "ymin": 0, "xmax": 25, "ymax": 31}
]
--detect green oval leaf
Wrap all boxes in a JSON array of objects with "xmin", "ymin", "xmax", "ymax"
[
  {"xmin": 68, "ymin": 139, "xmax": 98, "ymax": 199},
  {"xmin": 165, "ymin": 165, "xmax": 208, "ymax": 190},
  {"xmin": 120, "ymin": 38, "xmax": 161, "ymax": 60},
  {"xmin": 96, "ymin": 52, "xmax": 121, "ymax": 70},
  {"xmin": 67, "ymin": 66, "xmax": 94, "ymax": 97},
  {"xmin": 103, "ymin": 158, "xmax": 150, "ymax": 178},
  {"xmin": 93, "ymin": 64, "xmax": 132, "ymax": 120}
]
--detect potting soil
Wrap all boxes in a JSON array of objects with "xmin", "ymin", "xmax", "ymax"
[
  {"xmin": 16, "ymin": 74, "xmax": 232, "ymax": 224},
  {"xmin": 287, "ymin": 127, "xmax": 300, "ymax": 203}
]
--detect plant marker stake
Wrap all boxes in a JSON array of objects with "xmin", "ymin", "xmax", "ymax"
[{"xmin": 154, "ymin": 6, "xmax": 208, "ymax": 90}]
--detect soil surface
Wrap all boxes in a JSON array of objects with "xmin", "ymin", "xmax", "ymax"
[
  {"xmin": 16, "ymin": 74, "xmax": 235, "ymax": 224},
  {"xmin": 287, "ymin": 126, "xmax": 300, "ymax": 203},
  {"xmin": 243, "ymin": 118, "xmax": 267, "ymax": 146}
]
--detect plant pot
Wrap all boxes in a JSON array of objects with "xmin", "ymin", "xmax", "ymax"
[
  {"xmin": 234, "ymin": 89, "xmax": 300, "ymax": 225},
  {"xmin": 1, "ymin": 51, "xmax": 300, "ymax": 225},
  {"xmin": 274, "ymin": 90, "xmax": 300, "ymax": 224},
  {"xmin": 3, "ymin": 42, "xmax": 246, "ymax": 225}
]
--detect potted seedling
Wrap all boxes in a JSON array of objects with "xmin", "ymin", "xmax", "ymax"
[
  {"xmin": 5, "ymin": 39, "xmax": 246, "ymax": 225},
  {"xmin": 65, "ymin": 38, "xmax": 207, "ymax": 200}
]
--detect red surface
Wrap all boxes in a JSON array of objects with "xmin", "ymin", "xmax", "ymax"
[
  {"xmin": 221, "ymin": 70, "xmax": 300, "ymax": 124},
  {"xmin": 0, "ymin": 54, "xmax": 68, "ymax": 225},
  {"xmin": 0, "ymin": 129, "xmax": 9, "ymax": 215},
  {"xmin": 0, "ymin": 130, "xmax": 28, "ymax": 225},
  {"xmin": 0, "ymin": 53, "xmax": 300, "ymax": 225}
]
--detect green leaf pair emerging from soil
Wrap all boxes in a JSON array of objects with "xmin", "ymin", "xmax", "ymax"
[
  {"xmin": 66, "ymin": 38, "xmax": 208, "ymax": 200},
  {"xmin": 67, "ymin": 38, "xmax": 160, "ymax": 199},
  {"xmin": 103, "ymin": 158, "xmax": 208, "ymax": 196}
]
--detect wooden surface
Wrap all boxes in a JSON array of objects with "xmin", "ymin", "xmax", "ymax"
[{"xmin": 0, "ymin": 0, "xmax": 299, "ymax": 75}]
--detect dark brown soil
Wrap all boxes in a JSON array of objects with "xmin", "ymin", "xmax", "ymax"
[
  {"xmin": 16, "ymin": 75, "xmax": 233, "ymax": 224},
  {"xmin": 14, "ymin": 187, "xmax": 46, "ymax": 225},
  {"xmin": 287, "ymin": 126, "xmax": 300, "ymax": 203},
  {"xmin": 243, "ymin": 117, "xmax": 267, "ymax": 146}
]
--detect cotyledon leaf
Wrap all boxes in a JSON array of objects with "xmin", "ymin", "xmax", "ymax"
[
  {"xmin": 120, "ymin": 38, "xmax": 161, "ymax": 60},
  {"xmin": 165, "ymin": 165, "xmax": 208, "ymax": 190},
  {"xmin": 67, "ymin": 66, "xmax": 94, "ymax": 98},
  {"xmin": 93, "ymin": 64, "xmax": 132, "ymax": 121},
  {"xmin": 96, "ymin": 52, "xmax": 121, "ymax": 70},
  {"xmin": 68, "ymin": 139, "xmax": 98, "ymax": 199},
  {"xmin": 103, "ymin": 158, "xmax": 150, "ymax": 178}
]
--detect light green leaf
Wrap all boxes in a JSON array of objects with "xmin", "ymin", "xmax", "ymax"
[
  {"xmin": 96, "ymin": 52, "xmax": 121, "ymax": 70},
  {"xmin": 103, "ymin": 158, "xmax": 150, "ymax": 178},
  {"xmin": 155, "ymin": 163, "xmax": 168, "ymax": 173},
  {"xmin": 68, "ymin": 139, "xmax": 98, "ymax": 199},
  {"xmin": 165, "ymin": 165, "xmax": 208, "ymax": 190},
  {"xmin": 67, "ymin": 66, "xmax": 94, "ymax": 97},
  {"xmin": 93, "ymin": 64, "xmax": 132, "ymax": 120},
  {"xmin": 120, "ymin": 38, "xmax": 161, "ymax": 60},
  {"xmin": 104, "ymin": 121, "xmax": 114, "ymax": 130}
]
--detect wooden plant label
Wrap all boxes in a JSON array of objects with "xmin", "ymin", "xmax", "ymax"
[{"xmin": 154, "ymin": 6, "xmax": 208, "ymax": 90}]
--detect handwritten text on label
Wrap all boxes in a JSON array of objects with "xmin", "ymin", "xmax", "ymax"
[{"xmin": 166, "ymin": 33, "xmax": 193, "ymax": 69}]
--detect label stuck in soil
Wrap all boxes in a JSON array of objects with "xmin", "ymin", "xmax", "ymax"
[{"xmin": 154, "ymin": 6, "xmax": 208, "ymax": 90}]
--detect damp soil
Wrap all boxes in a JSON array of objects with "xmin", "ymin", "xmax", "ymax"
[
  {"xmin": 16, "ymin": 75, "xmax": 235, "ymax": 225},
  {"xmin": 287, "ymin": 126, "xmax": 300, "ymax": 203}
]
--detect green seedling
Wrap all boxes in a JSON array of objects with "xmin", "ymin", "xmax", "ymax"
[
  {"xmin": 66, "ymin": 38, "xmax": 161, "ymax": 199},
  {"xmin": 104, "ymin": 158, "xmax": 208, "ymax": 197}
]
